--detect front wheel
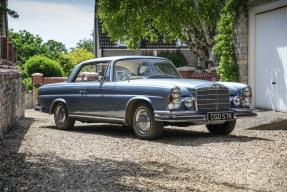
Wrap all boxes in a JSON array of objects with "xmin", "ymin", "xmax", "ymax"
[
  {"xmin": 54, "ymin": 103, "xmax": 75, "ymax": 130},
  {"xmin": 133, "ymin": 102, "xmax": 164, "ymax": 140},
  {"xmin": 206, "ymin": 120, "xmax": 236, "ymax": 135}
]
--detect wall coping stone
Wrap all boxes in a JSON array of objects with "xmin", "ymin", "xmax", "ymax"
[{"xmin": 32, "ymin": 73, "xmax": 43, "ymax": 77}]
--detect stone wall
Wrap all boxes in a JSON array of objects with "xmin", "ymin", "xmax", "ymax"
[
  {"xmin": 0, "ymin": 60, "xmax": 25, "ymax": 139},
  {"xmin": 235, "ymin": 6, "xmax": 249, "ymax": 84}
]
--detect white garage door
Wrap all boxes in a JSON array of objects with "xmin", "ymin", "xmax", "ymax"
[{"xmin": 255, "ymin": 6, "xmax": 287, "ymax": 112}]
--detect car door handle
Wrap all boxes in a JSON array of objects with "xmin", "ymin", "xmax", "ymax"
[{"xmin": 79, "ymin": 90, "xmax": 86, "ymax": 93}]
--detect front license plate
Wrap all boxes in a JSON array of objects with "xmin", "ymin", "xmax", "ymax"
[{"xmin": 207, "ymin": 112, "xmax": 234, "ymax": 121}]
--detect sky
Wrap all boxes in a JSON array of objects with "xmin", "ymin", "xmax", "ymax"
[{"xmin": 8, "ymin": 0, "xmax": 95, "ymax": 49}]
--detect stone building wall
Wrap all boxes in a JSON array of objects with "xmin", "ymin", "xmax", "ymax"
[
  {"xmin": 235, "ymin": 6, "xmax": 249, "ymax": 84},
  {"xmin": 0, "ymin": 60, "xmax": 25, "ymax": 139}
]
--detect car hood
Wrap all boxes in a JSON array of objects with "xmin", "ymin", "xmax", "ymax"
[
  {"xmin": 130, "ymin": 78, "xmax": 247, "ymax": 96},
  {"xmin": 129, "ymin": 78, "xmax": 216, "ymax": 96}
]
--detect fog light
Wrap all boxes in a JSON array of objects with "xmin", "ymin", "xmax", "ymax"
[{"xmin": 243, "ymin": 87, "xmax": 252, "ymax": 97}]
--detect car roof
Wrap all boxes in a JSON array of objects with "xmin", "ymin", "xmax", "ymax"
[{"xmin": 82, "ymin": 55, "xmax": 169, "ymax": 63}]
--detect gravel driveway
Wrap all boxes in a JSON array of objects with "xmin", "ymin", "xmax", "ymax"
[{"xmin": 1, "ymin": 109, "xmax": 286, "ymax": 191}]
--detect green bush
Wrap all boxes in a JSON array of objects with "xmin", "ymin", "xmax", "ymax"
[
  {"xmin": 24, "ymin": 55, "xmax": 64, "ymax": 77},
  {"xmin": 158, "ymin": 50, "xmax": 188, "ymax": 68},
  {"xmin": 22, "ymin": 78, "xmax": 32, "ymax": 92}
]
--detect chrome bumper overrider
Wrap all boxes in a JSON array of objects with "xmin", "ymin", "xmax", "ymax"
[{"xmin": 34, "ymin": 104, "xmax": 44, "ymax": 112}]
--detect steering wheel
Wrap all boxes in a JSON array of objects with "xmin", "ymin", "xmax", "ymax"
[{"xmin": 120, "ymin": 72, "xmax": 135, "ymax": 81}]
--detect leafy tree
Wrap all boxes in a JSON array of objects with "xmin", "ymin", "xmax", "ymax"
[
  {"xmin": 24, "ymin": 55, "xmax": 64, "ymax": 77},
  {"xmin": 0, "ymin": 4, "xmax": 19, "ymax": 19},
  {"xmin": 9, "ymin": 30, "xmax": 44, "ymax": 64},
  {"xmin": 42, "ymin": 39, "xmax": 69, "ymax": 68},
  {"xmin": 63, "ymin": 48, "xmax": 94, "ymax": 75},
  {"xmin": 75, "ymin": 38, "xmax": 93, "ymax": 53},
  {"xmin": 43, "ymin": 40, "xmax": 67, "ymax": 54},
  {"xmin": 97, "ymin": 0, "xmax": 225, "ymax": 68}
]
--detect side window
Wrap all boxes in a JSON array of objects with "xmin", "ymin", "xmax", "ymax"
[{"xmin": 74, "ymin": 62, "xmax": 108, "ymax": 82}]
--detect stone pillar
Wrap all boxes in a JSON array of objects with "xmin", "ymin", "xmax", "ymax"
[
  {"xmin": 235, "ymin": 7, "xmax": 249, "ymax": 84},
  {"xmin": 7, "ymin": 42, "xmax": 13, "ymax": 62},
  {"xmin": 32, "ymin": 73, "xmax": 43, "ymax": 107},
  {"xmin": 1, "ymin": 36, "xmax": 7, "ymax": 60},
  {"xmin": 12, "ymin": 46, "xmax": 17, "ymax": 63}
]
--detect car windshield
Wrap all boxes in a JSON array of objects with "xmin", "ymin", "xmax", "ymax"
[{"xmin": 114, "ymin": 58, "xmax": 181, "ymax": 81}]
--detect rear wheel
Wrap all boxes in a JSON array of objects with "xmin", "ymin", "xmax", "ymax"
[
  {"xmin": 54, "ymin": 103, "xmax": 75, "ymax": 130},
  {"xmin": 133, "ymin": 102, "xmax": 164, "ymax": 140},
  {"xmin": 206, "ymin": 120, "xmax": 236, "ymax": 135}
]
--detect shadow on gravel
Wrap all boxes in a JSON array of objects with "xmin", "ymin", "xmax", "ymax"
[
  {"xmin": 247, "ymin": 119, "xmax": 287, "ymax": 130},
  {"xmin": 0, "ymin": 117, "xmax": 35, "ymax": 191},
  {"xmin": 0, "ymin": 152, "xmax": 261, "ymax": 191},
  {"xmin": 40, "ymin": 124, "xmax": 137, "ymax": 139},
  {"xmin": 42, "ymin": 124, "xmax": 272, "ymax": 147},
  {"xmin": 156, "ymin": 128, "xmax": 273, "ymax": 146}
]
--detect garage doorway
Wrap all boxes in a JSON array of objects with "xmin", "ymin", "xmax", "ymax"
[{"xmin": 255, "ymin": 6, "xmax": 287, "ymax": 112}]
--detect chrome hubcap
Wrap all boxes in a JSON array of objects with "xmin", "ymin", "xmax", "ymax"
[
  {"xmin": 135, "ymin": 108, "xmax": 151, "ymax": 135},
  {"xmin": 56, "ymin": 105, "xmax": 66, "ymax": 126}
]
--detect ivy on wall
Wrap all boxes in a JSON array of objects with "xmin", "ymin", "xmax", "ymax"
[{"xmin": 213, "ymin": 0, "xmax": 246, "ymax": 82}]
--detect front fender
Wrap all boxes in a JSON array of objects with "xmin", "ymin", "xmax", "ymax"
[
  {"xmin": 124, "ymin": 96, "xmax": 153, "ymax": 126},
  {"xmin": 50, "ymin": 98, "xmax": 67, "ymax": 114}
]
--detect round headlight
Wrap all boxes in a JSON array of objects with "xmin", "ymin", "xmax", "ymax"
[
  {"xmin": 243, "ymin": 97, "xmax": 252, "ymax": 106},
  {"xmin": 243, "ymin": 87, "xmax": 252, "ymax": 97},
  {"xmin": 184, "ymin": 97, "xmax": 194, "ymax": 108},
  {"xmin": 233, "ymin": 96, "xmax": 241, "ymax": 106},
  {"xmin": 168, "ymin": 87, "xmax": 181, "ymax": 109},
  {"xmin": 172, "ymin": 87, "xmax": 181, "ymax": 99}
]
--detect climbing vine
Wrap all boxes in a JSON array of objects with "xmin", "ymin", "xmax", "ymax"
[{"xmin": 213, "ymin": 0, "xmax": 246, "ymax": 82}]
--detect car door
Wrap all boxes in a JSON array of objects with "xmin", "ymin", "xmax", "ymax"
[
  {"xmin": 81, "ymin": 81, "xmax": 116, "ymax": 117},
  {"xmin": 69, "ymin": 61, "xmax": 116, "ymax": 118}
]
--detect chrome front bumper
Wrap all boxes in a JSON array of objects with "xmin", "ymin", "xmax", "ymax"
[
  {"xmin": 154, "ymin": 108, "xmax": 256, "ymax": 122},
  {"xmin": 154, "ymin": 111, "xmax": 206, "ymax": 122},
  {"xmin": 232, "ymin": 108, "xmax": 257, "ymax": 117}
]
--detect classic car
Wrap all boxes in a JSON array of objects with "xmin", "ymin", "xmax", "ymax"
[{"xmin": 35, "ymin": 56, "xmax": 255, "ymax": 140}]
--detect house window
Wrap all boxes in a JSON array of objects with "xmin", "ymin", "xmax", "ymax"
[
  {"xmin": 176, "ymin": 39, "xmax": 188, "ymax": 47},
  {"xmin": 117, "ymin": 40, "xmax": 126, "ymax": 47}
]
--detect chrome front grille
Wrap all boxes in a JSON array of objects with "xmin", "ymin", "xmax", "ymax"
[{"xmin": 195, "ymin": 85, "xmax": 230, "ymax": 113}]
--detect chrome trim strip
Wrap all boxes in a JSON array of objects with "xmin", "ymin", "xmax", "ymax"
[{"xmin": 69, "ymin": 115, "xmax": 125, "ymax": 123}]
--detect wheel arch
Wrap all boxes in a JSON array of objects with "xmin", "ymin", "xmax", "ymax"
[
  {"xmin": 50, "ymin": 99, "xmax": 67, "ymax": 114},
  {"xmin": 124, "ymin": 97, "xmax": 153, "ymax": 126}
]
